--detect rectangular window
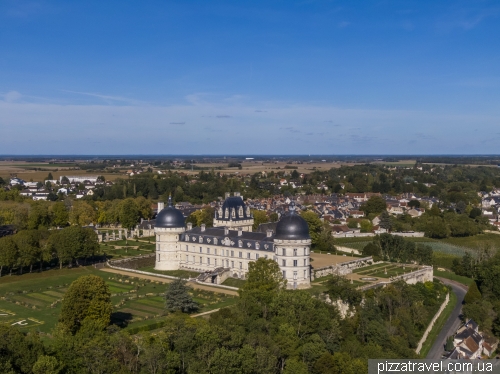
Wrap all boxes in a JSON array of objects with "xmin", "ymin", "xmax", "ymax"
[
  {"xmin": 247, "ymin": 252, "xmax": 251, "ymax": 259},
  {"xmin": 239, "ymin": 262, "xmax": 242, "ymax": 269},
  {"xmin": 282, "ymin": 270, "xmax": 286, "ymax": 279},
  {"xmin": 207, "ymin": 248, "xmax": 210, "ymax": 254},
  {"xmin": 293, "ymin": 249, "xmax": 297, "ymax": 256},
  {"xmin": 293, "ymin": 271, "xmax": 297, "ymax": 280},
  {"xmin": 186, "ymin": 255, "xmax": 188, "ymax": 262},
  {"xmin": 282, "ymin": 259, "xmax": 286, "ymax": 267},
  {"xmin": 239, "ymin": 252, "xmax": 242, "ymax": 258},
  {"xmin": 293, "ymin": 260, "xmax": 298, "ymax": 267},
  {"xmin": 186, "ymin": 245, "xmax": 188, "ymax": 251},
  {"xmin": 303, "ymin": 259, "xmax": 306, "ymax": 266},
  {"xmin": 231, "ymin": 251, "xmax": 234, "ymax": 257},
  {"xmin": 304, "ymin": 270, "xmax": 307, "ymax": 278},
  {"xmin": 199, "ymin": 257, "xmax": 203, "ymax": 264},
  {"xmin": 214, "ymin": 249, "xmax": 217, "ymax": 255},
  {"xmin": 199, "ymin": 247, "xmax": 202, "ymax": 253},
  {"xmin": 226, "ymin": 259, "xmax": 229, "ymax": 267},
  {"xmin": 231, "ymin": 261, "xmax": 234, "ymax": 268},
  {"xmin": 282, "ymin": 248, "xmax": 286, "ymax": 256},
  {"xmin": 256, "ymin": 254, "xmax": 259, "ymax": 259},
  {"xmin": 215, "ymin": 259, "xmax": 217, "ymax": 266},
  {"xmin": 207, "ymin": 258, "xmax": 210, "ymax": 265}
]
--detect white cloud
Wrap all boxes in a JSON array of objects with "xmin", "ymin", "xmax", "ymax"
[{"xmin": 2, "ymin": 91, "xmax": 22, "ymax": 103}]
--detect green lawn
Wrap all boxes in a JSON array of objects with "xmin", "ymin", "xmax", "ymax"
[
  {"xmin": 138, "ymin": 266, "xmax": 200, "ymax": 279},
  {"xmin": 433, "ymin": 269, "xmax": 474, "ymax": 286},
  {"xmin": 419, "ymin": 291, "xmax": 458, "ymax": 357},
  {"xmin": 221, "ymin": 278, "xmax": 246, "ymax": 288}
]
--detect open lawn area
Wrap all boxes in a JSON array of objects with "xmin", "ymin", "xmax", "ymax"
[
  {"xmin": 138, "ymin": 266, "xmax": 200, "ymax": 279},
  {"xmin": 0, "ymin": 266, "xmax": 236, "ymax": 335},
  {"xmin": 433, "ymin": 269, "xmax": 474, "ymax": 286}
]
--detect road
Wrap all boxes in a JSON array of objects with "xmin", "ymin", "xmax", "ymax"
[{"xmin": 426, "ymin": 277, "xmax": 468, "ymax": 359}]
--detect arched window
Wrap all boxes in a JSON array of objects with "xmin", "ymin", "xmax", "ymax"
[
  {"xmin": 225, "ymin": 208, "xmax": 229, "ymax": 218},
  {"xmin": 238, "ymin": 206, "xmax": 243, "ymax": 217},
  {"xmin": 218, "ymin": 208, "xmax": 223, "ymax": 217},
  {"xmin": 231, "ymin": 208, "xmax": 236, "ymax": 218}
]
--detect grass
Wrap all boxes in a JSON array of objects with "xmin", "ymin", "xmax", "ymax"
[
  {"xmin": 440, "ymin": 233, "xmax": 500, "ymax": 250},
  {"xmin": 419, "ymin": 290, "xmax": 458, "ymax": 358},
  {"xmin": 138, "ymin": 266, "xmax": 200, "ymax": 279},
  {"xmin": 433, "ymin": 252, "xmax": 460, "ymax": 270},
  {"xmin": 221, "ymin": 278, "xmax": 246, "ymax": 288},
  {"xmin": 433, "ymin": 269, "xmax": 474, "ymax": 286}
]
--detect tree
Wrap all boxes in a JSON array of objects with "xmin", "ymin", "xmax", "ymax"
[
  {"xmin": 464, "ymin": 281, "xmax": 482, "ymax": 304},
  {"xmin": 469, "ymin": 207, "xmax": 482, "ymax": 219},
  {"xmin": 361, "ymin": 196, "xmax": 387, "ymax": 215},
  {"xmin": 32, "ymin": 355, "xmax": 61, "ymax": 374},
  {"xmin": 119, "ymin": 198, "xmax": 140, "ymax": 229},
  {"xmin": 269, "ymin": 212, "xmax": 279, "ymax": 222},
  {"xmin": 379, "ymin": 211, "xmax": 392, "ymax": 231},
  {"xmin": 360, "ymin": 219, "xmax": 373, "ymax": 233},
  {"xmin": 46, "ymin": 173, "xmax": 53, "ymax": 181},
  {"xmin": 14, "ymin": 230, "xmax": 40, "ymax": 273},
  {"xmin": 51, "ymin": 202, "xmax": 69, "ymax": 227},
  {"xmin": 239, "ymin": 257, "xmax": 286, "ymax": 319},
  {"xmin": 325, "ymin": 275, "xmax": 362, "ymax": 307},
  {"xmin": 408, "ymin": 200, "xmax": 420, "ymax": 208},
  {"xmin": 0, "ymin": 237, "xmax": 18, "ymax": 276},
  {"xmin": 362, "ymin": 242, "xmax": 381, "ymax": 258},
  {"xmin": 186, "ymin": 207, "xmax": 215, "ymax": 228},
  {"xmin": 300, "ymin": 211, "xmax": 322, "ymax": 247},
  {"xmin": 252, "ymin": 210, "xmax": 269, "ymax": 231},
  {"xmin": 164, "ymin": 278, "xmax": 199, "ymax": 313},
  {"xmin": 59, "ymin": 275, "xmax": 112, "ymax": 333},
  {"xmin": 49, "ymin": 226, "xmax": 100, "ymax": 268},
  {"xmin": 69, "ymin": 201, "xmax": 96, "ymax": 226}
]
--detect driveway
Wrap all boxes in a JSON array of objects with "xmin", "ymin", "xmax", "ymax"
[{"xmin": 426, "ymin": 277, "xmax": 468, "ymax": 359}]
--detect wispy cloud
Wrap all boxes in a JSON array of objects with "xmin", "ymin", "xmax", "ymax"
[
  {"xmin": 2, "ymin": 91, "xmax": 22, "ymax": 103},
  {"xmin": 169, "ymin": 122, "xmax": 185, "ymax": 125},
  {"xmin": 60, "ymin": 90, "xmax": 145, "ymax": 105},
  {"xmin": 216, "ymin": 115, "xmax": 232, "ymax": 118}
]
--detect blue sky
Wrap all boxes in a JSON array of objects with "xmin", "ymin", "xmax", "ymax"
[{"xmin": 1, "ymin": 0, "xmax": 499, "ymax": 155}]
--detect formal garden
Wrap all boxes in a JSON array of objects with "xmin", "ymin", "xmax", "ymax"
[{"xmin": 0, "ymin": 266, "xmax": 237, "ymax": 335}]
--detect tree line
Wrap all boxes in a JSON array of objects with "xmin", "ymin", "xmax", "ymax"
[{"xmin": 0, "ymin": 226, "xmax": 100, "ymax": 276}]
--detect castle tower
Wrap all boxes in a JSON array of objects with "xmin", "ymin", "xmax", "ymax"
[
  {"xmin": 213, "ymin": 192, "xmax": 254, "ymax": 232},
  {"xmin": 273, "ymin": 202, "xmax": 311, "ymax": 289},
  {"xmin": 154, "ymin": 196, "xmax": 185, "ymax": 271}
]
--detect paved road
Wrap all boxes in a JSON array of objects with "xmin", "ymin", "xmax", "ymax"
[{"xmin": 426, "ymin": 277, "xmax": 468, "ymax": 359}]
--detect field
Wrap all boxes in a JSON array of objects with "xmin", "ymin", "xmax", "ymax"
[{"xmin": 0, "ymin": 266, "xmax": 237, "ymax": 335}]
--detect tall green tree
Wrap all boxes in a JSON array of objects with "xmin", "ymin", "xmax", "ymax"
[
  {"xmin": 119, "ymin": 198, "xmax": 140, "ymax": 229},
  {"xmin": 0, "ymin": 237, "xmax": 18, "ymax": 276},
  {"xmin": 361, "ymin": 196, "xmax": 387, "ymax": 215},
  {"xmin": 252, "ymin": 210, "xmax": 269, "ymax": 230},
  {"xmin": 300, "ymin": 211, "xmax": 322, "ymax": 246},
  {"xmin": 165, "ymin": 278, "xmax": 199, "ymax": 313},
  {"xmin": 59, "ymin": 275, "xmax": 112, "ymax": 334},
  {"xmin": 51, "ymin": 202, "xmax": 69, "ymax": 227}
]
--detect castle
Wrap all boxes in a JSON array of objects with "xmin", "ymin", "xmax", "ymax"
[{"xmin": 154, "ymin": 192, "xmax": 312, "ymax": 289}]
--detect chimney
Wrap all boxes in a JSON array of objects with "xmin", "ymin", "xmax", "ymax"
[
  {"xmin": 238, "ymin": 227, "xmax": 243, "ymax": 236},
  {"xmin": 140, "ymin": 218, "xmax": 144, "ymax": 224},
  {"xmin": 158, "ymin": 202, "xmax": 165, "ymax": 211},
  {"xmin": 267, "ymin": 229, "xmax": 273, "ymax": 238},
  {"xmin": 234, "ymin": 191, "xmax": 240, "ymax": 197},
  {"xmin": 224, "ymin": 227, "xmax": 229, "ymax": 235},
  {"xmin": 187, "ymin": 222, "xmax": 193, "ymax": 230},
  {"xmin": 225, "ymin": 192, "xmax": 230, "ymax": 199},
  {"xmin": 201, "ymin": 224, "xmax": 206, "ymax": 232}
]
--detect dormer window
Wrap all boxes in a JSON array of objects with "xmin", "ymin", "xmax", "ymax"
[
  {"xmin": 238, "ymin": 240, "xmax": 243, "ymax": 248},
  {"xmin": 199, "ymin": 236, "xmax": 203, "ymax": 243},
  {"xmin": 225, "ymin": 208, "xmax": 229, "ymax": 219},
  {"xmin": 238, "ymin": 206, "xmax": 243, "ymax": 217},
  {"xmin": 246, "ymin": 207, "xmax": 250, "ymax": 216},
  {"xmin": 231, "ymin": 208, "xmax": 236, "ymax": 218},
  {"xmin": 218, "ymin": 208, "xmax": 223, "ymax": 217},
  {"xmin": 255, "ymin": 243, "xmax": 260, "ymax": 250},
  {"xmin": 214, "ymin": 238, "xmax": 218, "ymax": 245}
]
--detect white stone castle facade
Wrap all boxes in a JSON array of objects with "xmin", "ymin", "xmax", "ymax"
[{"xmin": 154, "ymin": 193, "xmax": 312, "ymax": 289}]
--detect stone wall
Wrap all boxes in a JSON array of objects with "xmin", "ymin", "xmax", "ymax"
[{"xmin": 416, "ymin": 292, "xmax": 450, "ymax": 354}]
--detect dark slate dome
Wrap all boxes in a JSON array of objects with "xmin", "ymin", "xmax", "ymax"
[
  {"xmin": 274, "ymin": 203, "xmax": 310, "ymax": 240},
  {"xmin": 155, "ymin": 197, "xmax": 185, "ymax": 228},
  {"xmin": 217, "ymin": 194, "xmax": 251, "ymax": 220}
]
